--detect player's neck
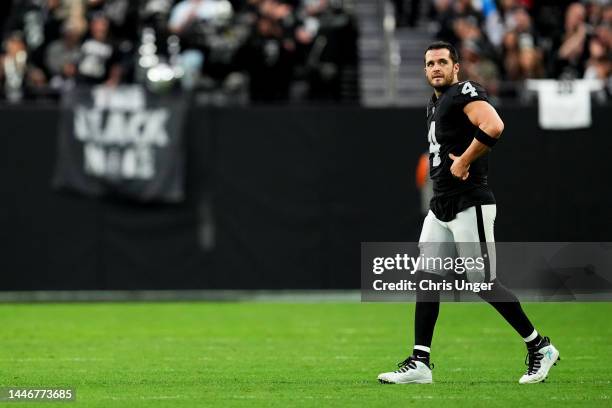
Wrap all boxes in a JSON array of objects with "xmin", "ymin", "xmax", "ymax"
[{"xmin": 433, "ymin": 79, "xmax": 459, "ymax": 98}]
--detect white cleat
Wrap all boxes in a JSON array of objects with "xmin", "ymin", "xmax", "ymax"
[
  {"xmin": 378, "ymin": 356, "xmax": 433, "ymax": 384},
  {"xmin": 519, "ymin": 337, "xmax": 560, "ymax": 384}
]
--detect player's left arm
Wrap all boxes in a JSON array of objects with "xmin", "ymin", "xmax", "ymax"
[{"xmin": 449, "ymin": 101, "xmax": 504, "ymax": 180}]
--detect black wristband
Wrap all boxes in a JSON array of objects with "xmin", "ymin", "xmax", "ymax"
[{"xmin": 474, "ymin": 128, "xmax": 498, "ymax": 147}]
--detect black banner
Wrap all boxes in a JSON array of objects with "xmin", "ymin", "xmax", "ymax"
[{"xmin": 53, "ymin": 85, "xmax": 187, "ymax": 202}]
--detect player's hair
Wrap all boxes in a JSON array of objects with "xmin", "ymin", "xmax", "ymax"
[{"xmin": 424, "ymin": 41, "xmax": 459, "ymax": 65}]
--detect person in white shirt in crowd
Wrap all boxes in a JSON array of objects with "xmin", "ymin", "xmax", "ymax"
[{"xmin": 168, "ymin": 0, "xmax": 233, "ymax": 35}]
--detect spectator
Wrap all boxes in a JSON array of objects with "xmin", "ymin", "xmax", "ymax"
[
  {"xmin": 432, "ymin": 0, "xmax": 460, "ymax": 45},
  {"xmin": 295, "ymin": 0, "xmax": 328, "ymax": 47},
  {"xmin": 240, "ymin": 0, "xmax": 297, "ymax": 101},
  {"xmin": 459, "ymin": 39, "xmax": 500, "ymax": 96},
  {"xmin": 453, "ymin": 16, "xmax": 497, "ymax": 63},
  {"xmin": 501, "ymin": 30, "xmax": 520, "ymax": 79},
  {"xmin": 499, "ymin": 0, "xmax": 521, "ymax": 31},
  {"xmin": 531, "ymin": 0, "xmax": 573, "ymax": 43},
  {"xmin": 76, "ymin": 13, "xmax": 123, "ymax": 86},
  {"xmin": 453, "ymin": 0, "xmax": 483, "ymax": 26},
  {"xmin": 501, "ymin": 32, "xmax": 543, "ymax": 80},
  {"xmin": 4, "ymin": 0, "xmax": 73, "ymax": 65},
  {"xmin": 585, "ymin": 0, "xmax": 605, "ymax": 26},
  {"xmin": 501, "ymin": 7, "xmax": 543, "ymax": 80},
  {"xmin": 168, "ymin": 0, "xmax": 233, "ymax": 36},
  {"xmin": 294, "ymin": 0, "xmax": 359, "ymax": 101},
  {"xmin": 480, "ymin": 0, "xmax": 505, "ymax": 48},
  {"xmin": 168, "ymin": 0, "xmax": 239, "ymax": 80},
  {"xmin": 45, "ymin": 19, "xmax": 84, "ymax": 91},
  {"xmin": 584, "ymin": 36, "xmax": 611, "ymax": 80},
  {"xmin": 431, "ymin": 0, "xmax": 486, "ymax": 47},
  {"xmin": 139, "ymin": 0, "xmax": 175, "ymax": 30},
  {"xmin": 0, "ymin": 32, "xmax": 29, "ymax": 101},
  {"xmin": 85, "ymin": 0, "xmax": 140, "ymax": 42},
  {"xmin": 556, "ymin": 2, "xmax": 591, "ymax": 78},
  {"xmin": 604, "ymin": 3, "xmax": 612, "ymax": 25},
  {"xmin": 0, "ymin": 31, "xmax": 47, "ymax": 101},
  {"xmin": 595, "ymin": 18, "xmax": 612, "ymax": 51}
]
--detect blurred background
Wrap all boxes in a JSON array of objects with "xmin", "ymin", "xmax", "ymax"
[
  {"xmin": 0, "ymin": 0, "xmax": 611, "ymax": 104},
  {"xmin": 0, "ymin": 0, "xmax": 611, "ymax": 295}
]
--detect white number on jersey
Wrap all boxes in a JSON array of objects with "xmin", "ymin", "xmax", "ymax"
[
  {"xmin": 461, "ymin": 81, "xmax": 478, "ymax": 97},
  {"xmin": 427, "ymin": 121, "xmax": 441, "ymax": 167}
]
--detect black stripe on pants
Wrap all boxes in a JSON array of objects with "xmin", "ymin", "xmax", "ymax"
[{"xmin": 475, "ymin": 205, "xmax": 491, "ymax": 282}]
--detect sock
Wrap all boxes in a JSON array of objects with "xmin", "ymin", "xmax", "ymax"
[
  {"xmin": 414, "ymin": 300, "xmax": 439, "ymax": 348},
  {"xmin": 478, "ymin": 280, "xmax": 537, "ymax": 340},
  {"xmin": 413, "ymin": 345, "xmax": 431, "ymax": 365},
  {"xmin": 523, "ymin": 329, "xmax": 544, "ymax": 349},
  {"xmin": 413, "ymin": 271, "xmax": 441, "ymax": 365}
]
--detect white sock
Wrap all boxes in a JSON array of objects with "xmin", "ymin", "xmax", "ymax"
[
  {"xmin": 413, "ymin": 345, "xmax": 431, "ymax": 354},
  {"xmin": 523, "ymin": 329, "xmax": 539, "ymax": 343}
]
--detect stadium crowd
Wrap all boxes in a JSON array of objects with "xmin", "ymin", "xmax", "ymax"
[
  {"xmin": 0, "ymin": 0, "xmax": 359, "ymax": 103},
  {"xmin": 1, "ymin": 1, "xmax": 610, "ymax": 104},
  {"xmin": 427, "ymin": 0, "xmax": 612, "ymax": 97}
]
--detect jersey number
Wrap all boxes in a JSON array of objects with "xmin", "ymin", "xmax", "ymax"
[
  {"xmin": 462, "ymin": 81, "xmax": 478, "ymax": 97},
  {"xmin": 427, "ymin": 121, "xmax": 441, "ymax": 167}
]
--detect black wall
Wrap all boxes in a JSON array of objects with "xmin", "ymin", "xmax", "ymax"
[{"xmin": 1, "ymin": 105, "xmax": 611, "ymax": 290}]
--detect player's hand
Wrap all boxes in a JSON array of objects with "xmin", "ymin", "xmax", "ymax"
[{"xmin": 449, "ymin": 153, "xmax": 470, "ymax": 181}]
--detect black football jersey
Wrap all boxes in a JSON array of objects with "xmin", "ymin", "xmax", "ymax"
[{"xmin": 426, "ymin": 80, "xmax": 495, "ymax": 221}]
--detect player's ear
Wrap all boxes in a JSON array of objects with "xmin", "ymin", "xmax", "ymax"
[{"xmin": 453, "ymin": 63, "xmax": 460, "ymax": 75}]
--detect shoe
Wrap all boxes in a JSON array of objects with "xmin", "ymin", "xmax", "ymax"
[
  {"xmin": 377, "ymin": 355, "xmax": 433, "ymax": 384},
  {"xmin": 519, "ymin": 337, "xmax": 560, "ymax": 384}
]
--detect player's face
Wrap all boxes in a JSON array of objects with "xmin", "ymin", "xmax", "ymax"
[{"xmin": 424, "ymin": 49, "xmax": 459, "ymax": 89}]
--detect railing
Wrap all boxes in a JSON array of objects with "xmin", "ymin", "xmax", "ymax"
[{"xmin": 382, "ymin": 0, "xmax": 401, "ymax": 104}]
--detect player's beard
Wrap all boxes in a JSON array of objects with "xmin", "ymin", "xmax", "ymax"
[{"xmin": 428, "ymin": 71, "xmax": 454, "ymax": 91}]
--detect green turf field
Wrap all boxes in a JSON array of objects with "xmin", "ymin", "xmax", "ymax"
[{"xmin": 1, "ymin": 302, "xmax": 610, "ymax": 407}]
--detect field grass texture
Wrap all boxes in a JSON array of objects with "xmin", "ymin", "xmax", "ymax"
[{"xmin": 1, "ymin": 302, "xmax": 610, "ymax": 407}]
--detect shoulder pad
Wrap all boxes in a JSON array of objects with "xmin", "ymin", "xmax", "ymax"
[{"xmin": 452, "ymin": 81, "xmax": 489, "ymax": 108}]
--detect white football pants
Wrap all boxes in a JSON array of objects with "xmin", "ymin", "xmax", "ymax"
[{"xmin": 418, "ymin": 204, "xmax": 496, "ymax": 283}]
